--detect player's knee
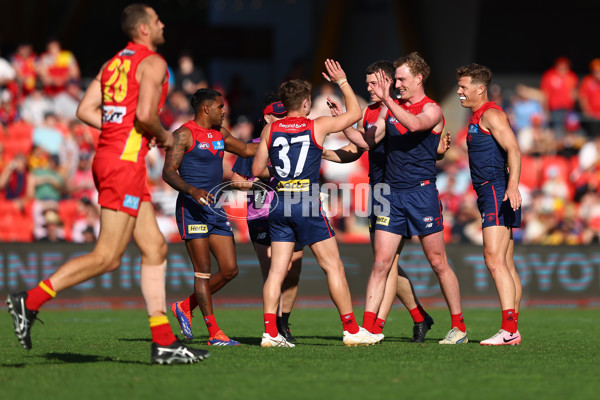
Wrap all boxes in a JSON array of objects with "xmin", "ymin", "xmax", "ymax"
[
  {"xmin": 372, "ymin": 258, "xmax": 392, "ymax": 276},
  {"xmin": 222, "ymin": 265, "xmax": 239, "ymax": 282}
]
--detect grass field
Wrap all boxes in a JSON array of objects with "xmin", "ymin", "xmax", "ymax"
[{"xmin": 1, "ymin": 307, "xmax": 598, "ymax": 400}]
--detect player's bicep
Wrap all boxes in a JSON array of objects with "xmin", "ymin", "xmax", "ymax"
[
  {"xmin": 163, "ymin": 127, "xmax": 191, "ymax": 171},
  {"xmin": 136, "ymin": 56, "xmax": 167, "ymax": 121}
]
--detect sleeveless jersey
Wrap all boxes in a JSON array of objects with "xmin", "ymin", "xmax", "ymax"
[
  {"xmin": 384, "ymin": 96, "xmax": 443, "ymax": 190},
  {"xmin": 268, "ymin": 117, "xmax": 322, "ymax": 194},
  {"xmin": 178, "ymin": 121, "xmax": 225, "ymax": 200},
  {"xmin": 98, "ymin": 42, "xmax": 169, "ymax": 164},
  {"xmin": 363, "ymin": 103, "xmax": 387, "ymax": 185},
  {"xmin": 231, "ymin": 138, "xmax": 275, "ymax": 221},
  {"xmin": 467, "ymin": 102, "xmax": 509, "ymax": 187}
]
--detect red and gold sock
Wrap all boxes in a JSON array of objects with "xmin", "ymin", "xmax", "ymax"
[
  {"xmin": 362, "ymin": 311, "xmax": 377, "ymax": 333},
  {"xmin": 26, "ymin": 279, "xmax": 56, "ymax": 311},
  {"xmin": 341, "ymin": 312, "xmax": 360, "ymax": 334},
  {"xmin": 372, "ymin": 318, "xmax": 386, "ymax": 334},
  {"xmin": 501, "ymin": 309, "xmax": 517, "ymax": 333},
  {"xmin": 204, "ymin": 314, "xmax": 221, "ymax": 337},
  {"xmin": 409, "ymin": 307, "xmax": 425, "ymax": 323},
  {"xmin": 451, "ymin": 312, "xmax": 466, "ymax": 332},
  {"xmin": 264, "ymin": 313, "xmax": 278, "ymax": 337},
  {"xmin": 149, "ymin": 316, "xmax": 177, "ymax": 346}
]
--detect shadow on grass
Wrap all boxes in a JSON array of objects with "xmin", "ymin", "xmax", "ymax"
[{"xmin": 42, "ymin": 352, "xmax": 144, "ymax": 364}]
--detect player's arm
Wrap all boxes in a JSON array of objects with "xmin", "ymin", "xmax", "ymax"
[
  {"xmin": 76, "ymin": 67, "xmax": 104, "ymax": 130},
  {"xmin": 230, "ymin": 172, "xmax": 255, "ymax": 191},
  {"xmin": 136, "ymin": 55, "xmax": 172, "ymax": 149},
  {"xmin": 313, "ymin": 60, "xmax": 362, "ymax": 144},
  {"xmin": 162, "ymin": 126, "xmax": 214, "ymax": 205},
  {"xmin": 251, "ymin": 124, "xmax": 271, "ymax": 178},
  {"xmin": 222, "ymin": 126, "xmax": 259, "ymax": 157},
  {"xmin": 322, "ymin": 142, "xmax": 364, "ymax": 163},
  {"xmin": 436, "ymin": 130, "xmax": 451, "ymax": 160},
  {"xmin": 482, "ymin": 109, "xmax": 522, "ymax": 210},
  {"xmin": 370, "ymin": 70, "xmax": 441, "ymax": 133}
]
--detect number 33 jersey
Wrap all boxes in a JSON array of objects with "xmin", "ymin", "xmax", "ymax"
[
  {"xmin": 268, "ymin": 117, "xmax": 322, "ymax": 194},
  {"xmin": 98, "ymin": 42, "xmax": 169, "ymax": 164}
]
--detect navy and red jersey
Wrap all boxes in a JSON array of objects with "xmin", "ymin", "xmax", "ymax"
[
  {"xmin": 98, "ymin": 42, "xmax": 169, "ymax": 164},
  {"xmin": 178, "ymin": 121, "xmax": 225, "ymax": 199},
  {"xmin": 268, "ymin": 117, "xmax": 322, "ymax": 194},
  {"xmin": 467, "ymin": 101, "xmax": 509, "ymax": 187},
  {"xmin": 363, "ymin": 103, "xmax": 387, "ymax": 186},
  {"xmin": 384, "ymin": 96, "xmax": 443, "ymax": 191}
]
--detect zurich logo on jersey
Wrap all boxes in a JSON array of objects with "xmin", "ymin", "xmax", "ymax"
[
  {"xmin": 198, "ymin": 142, "xmax": 210, "ymax": 150},
  {"xmin": 212, "ymin": 140, "xmax": 225, "ymax": 150},
  {"xmin": 468, "ymin": 124, "xmax": 479, "ymax": 133}
]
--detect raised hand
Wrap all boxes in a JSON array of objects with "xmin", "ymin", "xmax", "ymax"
[{"xmin": 322, "ymin": 59, "xmax": 347, "ymax": 84}]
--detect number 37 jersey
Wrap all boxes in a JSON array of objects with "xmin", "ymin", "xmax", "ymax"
[
  {"xmin": 268, "ymin": 117, "xmax": 322, "ymax": 194},
  {"xmin": 98, "ymin": 42, "xmax": 169, "ymax": 164}
]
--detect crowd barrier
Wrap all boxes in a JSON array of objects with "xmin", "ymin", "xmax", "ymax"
[{"xmin": 1, "ymin": 242, "xmax": 598, "ymax": 309}]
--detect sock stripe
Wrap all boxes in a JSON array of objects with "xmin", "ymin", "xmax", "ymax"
[
  {"xmin": 149, "ymin": 315, "xmax": 169, "ymax": 327},
  {"xmin": 39, "ymin": 281, "xmax": 56, "ymax": 298}
]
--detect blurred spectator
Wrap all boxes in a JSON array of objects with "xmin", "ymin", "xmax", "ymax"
[
  {"xmin": 510, "ymin": 84, "xmax": 546, "ymax": 133},
  {"xmin": 0, "ymin": 52, "xmax": 17, "ymax": 87},
  {"xmin": 37, "ymin": 38, "xmax": 80, "ymax": 96},
  {"xmin": 10, "ymin": 42, "xmax": 37, "ymax": 97},
  {"xmin": 31, "ymin": 154, "xmax": 64, "ymax": 201},
  {"xmin": 557, "ymin": 111, "xmax": 587, "ymax": 158},
  {"xmin": 0, "ymin": 153, "xmax": 33, "ymax": 207},
  {"xmin": 0, "ymin": 89, "xmax": 19, "ymax": 126},
  {"xmin": 517, "ymin": 113, "xmax": 556, "ymax": 156},
  {"xmin": 67, "ymin": 151, "xmax": 96, "ymax": 201},
  {"xmin": 52, "ymin": 79, "xmax": 82, "ymax": 122},
  {"xmin": 32, "ymin": 112, "xmax": 64, "ymax": 156},
  {"xmin": 160, "ymin": 89, "xmax": 193, "ymax": 131},
  {"xmin": 71, "ymin": 197, "xmax": 100, "ymax": 243},
  {"xmin": 59, "ymin": 119, "xmax": 84, "ymax": 180},
  {"xmin": 19, "ymin": 80, "xmax": 54, "ymax": 125},
  {"xmin": 578, "ymin": 58, "xmax": 600, "ymax": 137},
  {"xmin": 174, "ymin": 51, "xmax": 207, "ymax": 100},
  {"xmin": 37, "ymin": 208, "xmax": 66, "ymax": 242},
  {"xmin": 540, "ymin": 57, "xmax": 578, "ymax": 136}
]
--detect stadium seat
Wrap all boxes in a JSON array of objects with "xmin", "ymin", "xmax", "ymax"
[{"xmin": 520, "ymin": 155, "xmax": 542, "ymax": 190}]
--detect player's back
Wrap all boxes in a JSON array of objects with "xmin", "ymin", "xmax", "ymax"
[
  {"xmin": 268, "ymin": 117, "xmax": 322, "ymax": 195},
  {"xmin": 98, "ymin": 42, "xmax": 169, "ymax": 164}
]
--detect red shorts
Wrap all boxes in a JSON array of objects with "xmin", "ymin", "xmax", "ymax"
[{"xmin": 92, "ymin": 156, "xmax": 150, "ymax": 217}]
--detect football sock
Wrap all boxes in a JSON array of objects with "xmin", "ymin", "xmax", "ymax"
[
  {"xmin": 264, "ymin": 313, "xmax": 278, "ymax": 337},
  {"xmin": 204, "ymin": 314, "xmax": 221, "ymax": 337},
  {"xmin": 362, "ymin": 311, "xmax": 377, "ymax": 333},
  {"xmin": 451, "ymin": 312, "xmax": 466, "ymax": 332},
  {"xmin": 515, "ymin": 312, "xmax": 519, "ymax": 329},
  {"xmin": 26, "ymin": 279, "xmax": 56, "ymax": 311},
  {"xmin": 280, "ymin": 312, "xmax": 291, "ymax": 328},
  {"xmin": 149, "ymin": 315, "xmax": 177, "ymax": 346},
  {"xmin": 417, "ymin": 304, "xmax": 427, "ymax": 318},
  {"xmin": 179, "ymin": 294, "xmax": 197, "ymax": 313},
  {"xmin": 341, "ymin": 312, "xmax": 360, "ymax": 334},
  {"xmin": 372, "ymin": 318, "xmax": 386, "ymax": 334},
  {"xmin": 501, "ymin": 309, "xmax": 517, "ymax": 333},
  {"xmin": 409, "ymin": 307, "xmax": 425, "ymax": 323}
]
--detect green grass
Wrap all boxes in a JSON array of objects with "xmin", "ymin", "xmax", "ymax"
[{"xmin": 1, "ymin": 307, "xmax": 599, "ymax": 400}]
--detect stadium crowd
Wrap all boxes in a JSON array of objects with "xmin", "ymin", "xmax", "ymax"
[{"xmin": 1, "ymin": 41, "xmax": 599, "ymax": 245}]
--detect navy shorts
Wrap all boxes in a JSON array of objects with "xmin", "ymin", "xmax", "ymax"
[
  {"xmin": 374, "ymin": 184, "xmax": 443, "ymax": 237},
  {"xmin": 175, "ymin": 196, "xmax": 233, "ymax": 239},
  {"xmin": 476, "ymin": 181, "xmax": 521, "ymax": 228},
  {"xmin": 269, "ymin": 197, "xmax": 334, "ymax": 247},
  {"xmin": 248, "ymin": 218, "xmax": 303, "ymax": 251}
]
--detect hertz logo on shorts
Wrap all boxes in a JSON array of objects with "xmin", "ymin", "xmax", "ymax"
[
  {"xmin": 376, "ymin": 216, "xmax": 390, "ymax": 226},
  {"xmin": 188, "ymin": 224, "xmax": 208, "ymax": 234},
  {"xmin": 276, "ymin": 179, "xmax": 310, "ymax": 192}
]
